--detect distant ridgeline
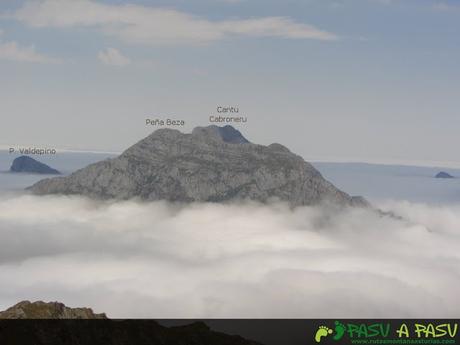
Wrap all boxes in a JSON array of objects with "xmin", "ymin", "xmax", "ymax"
[
  {"xmin": 28, "ymin": 125, "xmax": 367, "ymax": 208},
  {"xmin": 435, "ymin": 171, "xmax": 455, "ymax": 179}
]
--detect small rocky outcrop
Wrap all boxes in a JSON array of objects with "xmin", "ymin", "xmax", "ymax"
[
  {"xmin": 10, "ymin": 156, "xmax": 60, "ymax": 175},
  {"xmin": 435, "ymin": 171, "xmax": 454, "ymax": 179},
  {"xmin": 28, "ymin": 125, "xmax": 366, "ymax": 207},
  {"xmin": 0, "ymin": 301, "xmax": 106, "ymax": 319}
]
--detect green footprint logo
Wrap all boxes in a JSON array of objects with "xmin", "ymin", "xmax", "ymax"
[
  {"xmin": 315, "ymin": 326, "xmax": 333, "ymax": 343},
  {"xmin": 333, "ymin": 321, "xmax": 346, "ymax": 341}
]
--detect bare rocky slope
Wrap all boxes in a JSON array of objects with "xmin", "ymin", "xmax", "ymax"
[{"xmin": 28, "ymin": 125, "xmax": 366, "ymax": 207}]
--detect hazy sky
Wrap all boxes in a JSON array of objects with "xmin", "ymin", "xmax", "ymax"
[{"xmin": 0, "ymin": 0, "xmax": 459, "ymax": 165}]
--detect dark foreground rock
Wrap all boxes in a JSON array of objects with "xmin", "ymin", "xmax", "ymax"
[
  {"xmin": 435, "ymin": 171, "xmax": 454, "ymax": 179},
  {"xmin": 0, "ymin": 320, "xmax": 263, "ymax": 345},
  {"xmin": 10, "ymin": 156, "xmax": 60, "ymax": 175},
  {"xmin": 0, "ymin": 301, "xmax": 262, "ymax": 345},
  {"xmin": 28, "ymin": 125, "xmax": 366, "ymax": 207},
  {"xmin": 0, "ymin": 301, "xmax": 106, "ymax": 319}
]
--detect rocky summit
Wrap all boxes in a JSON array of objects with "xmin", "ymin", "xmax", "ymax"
[
  {"xmin": 10, "ymin": 155, "xmax": 60, "ymax": 175},
  {"xmin": 28, "ymin": 125, "xmax": 366, "ymax": 207},
  {"xmin": 0, "ymin": 301, "xmax": 106, "ymax": 319}
]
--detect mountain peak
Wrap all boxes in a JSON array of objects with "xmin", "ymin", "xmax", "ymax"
[
  {"xmin": 28, "ymin": 126, "xmax": 366, "ymax": 207},
  {"xmin": 435, "ymin": 171, "xmax": 454, "ymax": 179},
  {"xmin": 192, "ymin": 125, "xmax": 249, "ymax": 144},
  {"xmin": 10, "ymin": 156, "xmax": 60, "ymax": 175}
]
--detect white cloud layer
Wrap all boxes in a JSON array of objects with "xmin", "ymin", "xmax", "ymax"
[
  {"xmin": 0, "ymin": 40, "xmax": 61, "ymax": 63},
  {"xmin": 0, "ymin": 195, "xmax": 459, "ymax": 318},
  {"xmin": 10, "ymin": 0, "xmax": 337, "ymax": 45},
  {"xmin": 98, "ymin": 47, "xmax": 131, "ymax": 66}
]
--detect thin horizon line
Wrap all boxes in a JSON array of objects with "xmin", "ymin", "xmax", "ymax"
[{"xmin": 1, "ymin": 145, "xmax": 460, "ymax": 170}]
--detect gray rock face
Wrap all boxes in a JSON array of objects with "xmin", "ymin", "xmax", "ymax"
[
  {"xmin": 10, "ymin": 156, "xmax": 60, "ymax": 175},
  {"xmin": 28, "ymin": 125, "xmax": 365, "ymax": 207}
]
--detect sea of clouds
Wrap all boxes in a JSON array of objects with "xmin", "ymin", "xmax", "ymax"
[{"xmin": 0, "ymin": 194, "xmax": 459, "ymax": 318}]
